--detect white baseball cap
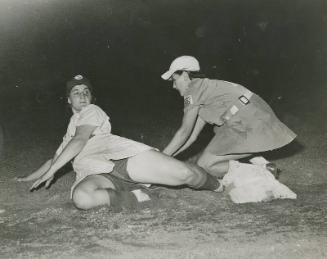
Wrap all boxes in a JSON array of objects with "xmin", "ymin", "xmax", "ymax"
[{"xmin": 161, "ymin": 56, "xmax": 200, "ymax": 80}]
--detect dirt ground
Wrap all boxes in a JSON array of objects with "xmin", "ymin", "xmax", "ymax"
[{"xmin": 0, "ymin": 89, "xmax": 327, "ymax": 259}]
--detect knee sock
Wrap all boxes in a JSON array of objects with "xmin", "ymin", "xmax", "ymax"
[
  {"xmin": 198, "ymin": 173, "xmax": 221, "ymax": 191},
  {"xmin": 192, "ymin": 172, "xmax": 221, "ymax": 191},
  {"xmin": 185, "ymin": 163, "xmax": 222, "ymax": 191},
  {"xmin": 105, "ymin": 189, "xmax": 139, "ymax": 211}
]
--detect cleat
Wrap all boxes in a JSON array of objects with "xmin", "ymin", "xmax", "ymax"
[
  {"xmin": 214, "ymin": 179, "xmax": 224, "ymax": 192},
  {"xmin": 265, "ymin": 163, "xmax": 281, "ymax": 179}
]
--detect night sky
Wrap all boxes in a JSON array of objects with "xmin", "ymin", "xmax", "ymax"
[{"xmin": 0, "ymin": 0, "xmax": 327, "ymax": 119}]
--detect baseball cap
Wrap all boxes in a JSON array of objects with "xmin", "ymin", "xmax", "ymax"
[
  {"xmin": 66, "ymin": 75, "xmax": 93, "ymax": 96},
  {"xmin": 161, "ymin": 56, "xmax": 200, "ymax": 80}
]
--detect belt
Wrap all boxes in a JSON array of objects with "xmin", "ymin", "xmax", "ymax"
[{"xmin": 222, "ymin": 90, "xmax": 253, "ymax": 122}]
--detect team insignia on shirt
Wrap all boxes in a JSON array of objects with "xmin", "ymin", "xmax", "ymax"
[{"xmin": 184, "ymin": 95, "xmax": 193, "ymax": 106}]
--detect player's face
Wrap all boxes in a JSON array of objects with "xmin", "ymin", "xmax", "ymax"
[
  {"xmin": 68, "ymin": 84, "xmax": 92, "ymax": 112},
  {"xmin": 171, "ymin": 72, "xmax": 190, "ymax": 96}
]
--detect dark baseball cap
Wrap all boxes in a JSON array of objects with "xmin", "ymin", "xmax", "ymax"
[{"xmin": 66, "ymin": 75, "xmax": 93, "ymax": 96}]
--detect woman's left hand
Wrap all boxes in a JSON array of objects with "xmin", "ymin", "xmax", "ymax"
[{"xmin": 30, "ymin": 171, "xmax": 54, "ymax": 191}]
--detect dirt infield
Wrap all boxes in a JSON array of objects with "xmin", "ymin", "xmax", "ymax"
[{"xmin": 0, "ymin": 89, "xmax": 326, "ymax": 258}]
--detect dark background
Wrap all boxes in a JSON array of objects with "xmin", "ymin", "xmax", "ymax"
[
  {"xmin": 0, "ymin": 0, "xmax": 326, "ymax": 138},
  {"xmin": 1, "ymin": 3, "xmax": 326, "ymax": 256}
]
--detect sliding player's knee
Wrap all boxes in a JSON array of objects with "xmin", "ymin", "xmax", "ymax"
[{"xmin": 72, "ymin": 188, "xmax": 94, "ymax": 210}]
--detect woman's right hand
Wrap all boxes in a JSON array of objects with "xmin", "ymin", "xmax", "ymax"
[
  {"xmin": 14, "ymin": 175, "xmax": 36, "ymax": 182},
  {"xmin": 30, "ymin": 170, "xmax": 55, "ymax": 191},
  {"xmin": 15, "ymin": 159, "xmax": 53, "ymax": 183}
]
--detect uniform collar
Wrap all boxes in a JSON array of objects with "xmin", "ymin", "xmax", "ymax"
[{"xmin": 184, "ymin": 78, "xmax": 205, "ymax": 97}]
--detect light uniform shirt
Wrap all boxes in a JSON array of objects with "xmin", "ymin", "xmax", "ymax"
[
  {"xmin": 55, "ymin": 104, "xmax": 152, "ymax": 194},
  {"xmin": 183, "ymin": 79, "xmax": 296, "ymax": 155}
]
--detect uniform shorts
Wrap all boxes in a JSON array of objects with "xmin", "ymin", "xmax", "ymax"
[{"xmin": 99, "ymin": 158, "xmax": 142, "ymax": 191}]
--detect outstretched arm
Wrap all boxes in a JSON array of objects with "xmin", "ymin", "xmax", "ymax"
[
  {"xmin": 16, "ymin": 146, "xmax": 64, "ymax": 182},
  {"xmin": 163, "ymin": 106, "xmax": 199, "ymax": 156},
  {"xmin": 16, "ymin": 159, "xmax": 53, "ymax": 182},
  {"xmin": 174, "ymin": 116, "xmax": 206, "ymax": 156},
  {"xmin": 30, "ymin": 124, "xmax": 96, "ymax": 190}
]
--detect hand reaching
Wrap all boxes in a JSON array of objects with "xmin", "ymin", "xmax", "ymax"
[
  {"xmin": 15, "ymin": 176, "xmax": 33, "ymax": 182},
  {"xmin": 15, "ymin": 159, "xmax": 53, "ymax": 184},
  {"xmin": 30, "ymin": 172, "xmax": 54, "ymax": 191}
]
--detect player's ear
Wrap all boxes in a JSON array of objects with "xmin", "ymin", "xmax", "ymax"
[
  {"xmin": 182, "ymin": 71, "xmax": 190, "ymax": 81},
  {"xmin": 67, "ymin": 98, "xmax": 71, "ymax": 104}
]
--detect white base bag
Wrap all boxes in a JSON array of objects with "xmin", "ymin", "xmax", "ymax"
[{"xmin": 222, "ymin": 161, "xmax": 297, "ymax": 204}]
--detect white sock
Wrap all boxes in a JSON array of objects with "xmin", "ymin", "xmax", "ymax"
[
  {"xmin": 227, "ymin": 160, "xmax": 240, "ymax": 173},
  {"xmin": 249, "ymin": 156, "xmax": 270, "ymax": 166},
  {"xmin": 131, "ymin": 189, "xmax": 151, "ymax": 202},
  {"xmin": 214, "ymin": 179, "xmax": 224, "ymax": 192}
]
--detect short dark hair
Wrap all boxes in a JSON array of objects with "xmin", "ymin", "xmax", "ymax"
[{"xmin": 174, "ymin": 70, "xmax": 206, "ymax": 79}]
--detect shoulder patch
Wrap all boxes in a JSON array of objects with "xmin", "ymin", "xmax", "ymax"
[{"xmin": 184, "ymin": 95, "xmax": 193, "ymax": 106}]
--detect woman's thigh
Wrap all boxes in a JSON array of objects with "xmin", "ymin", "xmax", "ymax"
[
  {"xmin": 74, "ymin": 175, "xmax": 116, "ymax": 193},
  {"xmin": 127, "ymin": 150, "xmax": 190, "ymax": 186}
]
